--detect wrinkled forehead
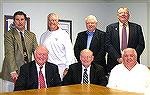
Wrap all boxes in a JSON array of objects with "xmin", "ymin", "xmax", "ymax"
[
  {"xmin": 81, "ymin": 50, "xmax": 93, "ymax": 56},
  {"xmin": 48, "ymin": 15, "xmax": 59, "ymax": 20},
  {"xmin": 123, "ymin": 49, "xmax": 137, "ymax": 57},
  {"xmin": 85, "ymin": 15, "xmax": 97, "ymax": 23},
  {"xmin": 35, "ymin": 46, "xmax": 49, "ymax": 54},
  {"xmin": 117, "ymin": 7, "xmax": 129, "ymax": 13},
  {"xmin": 86, "ymin": 18, "xmax": 96, "ymax": 23}
]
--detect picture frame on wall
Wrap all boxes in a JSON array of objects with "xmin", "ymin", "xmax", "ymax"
[
  {"xmin": 4, "ymin": 15, "xmax": 30, "ymax": 32},
  {"xmin": 59, "ymin": 20, "xmax": 72, "ymax": 41}
]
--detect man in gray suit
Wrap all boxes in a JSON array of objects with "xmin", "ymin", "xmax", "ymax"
[{"xmin": 0, "ymin": 11, "xmax": 38, "ymax": 92}]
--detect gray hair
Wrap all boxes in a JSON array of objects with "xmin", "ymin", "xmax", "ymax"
[
  {"xmin": 48, "ymin": 13, "xmax": 59, "ymax": 20},
  {"xmin": 122, "ymin": 48, "xmax": 137, "ymax": 58},
  {"xmin": 85, "ymin": 15, "xmax": 97, "ymax": 23}
]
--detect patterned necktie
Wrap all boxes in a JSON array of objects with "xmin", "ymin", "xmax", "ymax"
[
  {"xmin": 121, "ymin": 24, "xmax": 127, "ymax": 50},
  {"xmin": 83, "ymin": 69, "xmax": 88, "ymax": 84},
  {"xmin": 38, "ymin": 66, "xmax": 46, "ymax": 88},
  {"xmin": 20, "ymin": 32, "xmax": 29, "ymax": 64}
]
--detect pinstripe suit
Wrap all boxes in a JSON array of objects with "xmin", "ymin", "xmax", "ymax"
[{"xmin": 0, "ymin": 29, "xmax": 38, "ymax": 82}]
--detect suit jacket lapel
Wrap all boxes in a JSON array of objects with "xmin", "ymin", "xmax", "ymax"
[
  {"xmin": 128, "ymin": 22, "xmax": 134, "ymax": 47},
  {"xmin": 77, "ymin": 63, "xmax": 82, "ymax": 83},
  {"xmin": 30, "ymin": 61, "xmax": 38, "ymax": 88},
  {"xmin": 24, "ymin": 31, "xmax": 31, "ymax": 53},
  {"xmin": 83, "ymin": 32, "xmax": 88, "ymax": 48},
  {"xmin": 90, "ymin": 64, "xmax": 95, "ymax": 82},
  {"xmin": 13, "ymin": 30, "xmax": 24, "ymax": 55},
  {"xmin": 45, "ymin": 62, "xmax": 53, "ymax": 87},
  {"xmin": 90, "ymin": 29, "xmax": 98, "ymax": 49},
  {"xmin": 113, "ymin": 23, "xmax": 121, "ymax": 52}
]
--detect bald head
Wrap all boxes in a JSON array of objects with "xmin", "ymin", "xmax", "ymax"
[
  {"xmin": 122, "ymin": 48, "xmax": 137, "ymax": 58},
  {"xmin": 80, "ymin": 49, "xmax": 94, "ymax": 68},
  {"xmin": 122, "ymin": 48, "xmax": 137, "ymax": 70},
  {"xmin": 34, "ymin": 45, "xmax": 49, "ymax": 66}
]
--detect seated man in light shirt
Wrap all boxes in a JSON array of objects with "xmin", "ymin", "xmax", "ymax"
[
  {"xmin": 107, "ymin": 48, "xmax": 150, "ymax": 93},
  {"xmin": 63, "ymin": 49, "xmax": 107, "ymax": 86}
]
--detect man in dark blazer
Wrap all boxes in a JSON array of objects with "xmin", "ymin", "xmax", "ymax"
[
  {"xmin": 105, "ymin": 7, "xmax": 145, "ymax": 74},
  {"xmin": 63, "ymin": 49, "xmax": 107, "ymax": 86},
  {"xmin": 0, "ymin": 11, "xmax": 38, "ymax": 92},
  {"xmin": 14, "ymin": 45, "xmax": 61, "ymax": 91},
  {"xmin": 74, "ymin": 15, "xmax": 106, "ymax": 73}
]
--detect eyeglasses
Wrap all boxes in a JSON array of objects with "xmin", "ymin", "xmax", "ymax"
[
  {"xmin": 81, "ymin": 56, "xmax": 93, "ymax": 59},
  {"xmin": 48, "ymin": 19, "xmax": 58, "ymax": 23},
  {"xmin": 118, "ymin": 12, "xmax": 129, "ymax": 16},
  {"xmin": 37, "ymin": 53, "xmax": 48, "ymax": 56},
  {"xmin": 86, "ymin": 22, "xmax": 96, "ymax": 25}
]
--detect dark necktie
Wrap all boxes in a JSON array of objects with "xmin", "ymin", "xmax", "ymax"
[
  {"xmin": 38, "ymin": 66, "xmax": 46, "ymax": 88},
  {"xmin": 121, "ymin": 24, "xmax": 127, "ymax": 50},
  {"xmin": 83, "ymin": 69, "xmax": 88, "ymax": 84},
  {"xmin": 20, "ymin": 32, "xmax": 29, "ymax": 64}
]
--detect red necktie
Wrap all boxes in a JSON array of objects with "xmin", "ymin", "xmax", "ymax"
[
  {"xmin": 38, "ymin": 66, "xmax": 46, "ymax": 88},
  {"xmin": 121, "ymin": 24, "xmax": 127, "ymax": 50}
]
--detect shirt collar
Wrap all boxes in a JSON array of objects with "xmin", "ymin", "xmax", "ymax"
[
  {"xmin": 82, "ymin": 65, "xmax": 91, "ymax": 71},
  {"xmin": 36, "ymin": 63, "xmax": 46, "ymax": 69},
  {"xmin": 119, "ymin": 21, "xmax": 128, "ymax": 27},
  {"xmin": 86, "ymin": 31, "xmax": 94, "ymax": 36}
]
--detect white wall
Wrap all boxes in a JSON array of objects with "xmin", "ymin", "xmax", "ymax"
[{"xmin": 0, "ymin": 1, "xmax": 150, "ymax": 92}]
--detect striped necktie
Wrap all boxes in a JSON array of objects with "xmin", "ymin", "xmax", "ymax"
[{"xmin": 83, "ymin": 69, "xmax": 88, "ymax": 84}]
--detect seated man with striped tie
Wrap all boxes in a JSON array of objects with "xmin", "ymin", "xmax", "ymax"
[
  {"xmin": 63, "ymin": 49, "xmax": 107, "ymax": 86},
  {"xmin": 14, "ymin": 45, "xmax": 61, "ymax": 91}
]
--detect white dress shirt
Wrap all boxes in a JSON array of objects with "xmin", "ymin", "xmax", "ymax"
[
  {"xmin": 107, "ymin": 63, "xmax": 150, "ymax": 93},
  {"xmin": 81, "ymin": 65, "xmax": 91, "ymax": 84},
  {"xmin": 36, "ymin": 63, "xmax": 47, "ymax": 88}
]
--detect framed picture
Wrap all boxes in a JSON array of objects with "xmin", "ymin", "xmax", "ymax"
[
  {"xmin": 4, "ymin": 15, "xmax": 30, "ymax": 32},
  {"xmin": 59, "ymin": 20, "xmax": 72, "ymax": 41}
]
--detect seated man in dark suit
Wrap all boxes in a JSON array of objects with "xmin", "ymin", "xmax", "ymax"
[
  {"xmin": 63, "ymin": 49, "xmax": 107, "ymax": 86},
  {"xmin": 14, "ymin": 45, "xmax": 61, "ymax": 91}
]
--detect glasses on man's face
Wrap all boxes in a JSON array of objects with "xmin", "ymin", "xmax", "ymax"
[
  {"xmin": 48, "ymin": 19, "xmax": 58, "ymax": 23},
  {"xmin": 81, "ymin": 56, "xmax": 93, "ymax": 59},
  {"xmin": 86, "ymin": 22, "xmax": 96, "ymax": 25},
  {"xmin": 37, "ymin": 53, "xmax": 47, "ymax": 56},
  {"xmin": 118, "ymin": 12, "xmax": 129, "ymax": 16}
]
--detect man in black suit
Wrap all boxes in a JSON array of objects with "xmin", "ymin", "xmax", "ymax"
[
  {"xmin": 105, "ymin": 7, "xmax": 145, "ymax": 74},
  {"xmin": 14, "ymin": 45, "xmax": 61, "ymax": 91},
  {"xmin": 74, "ymin": 15, "xmax": 106, "ymax": 74},
  {"xmin": 63, "ymin": 49, "xmax": 107, "ymax": 86}
]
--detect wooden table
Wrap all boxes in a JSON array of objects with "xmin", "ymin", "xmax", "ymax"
[{"xmin": 0, "ymin": 84, "xmax": 144, "ymax": 95}]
